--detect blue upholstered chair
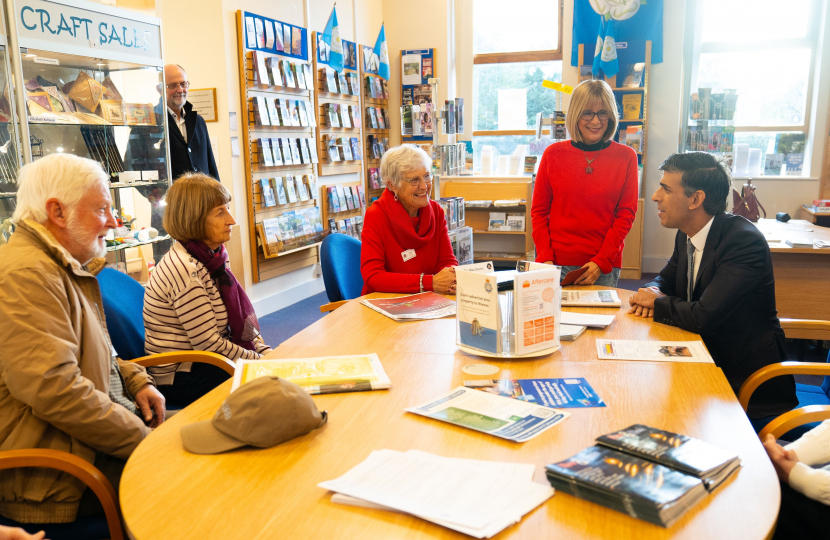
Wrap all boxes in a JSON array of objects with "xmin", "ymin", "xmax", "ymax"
[
  {"xmin": 0, "ymin": 449, "xmax": 122, "ymax": 540},
  {"xmin": 320, "ymin": 234, "xmax": 363, "ymax": 312},
  {"xmin": 97, "ymin": 267, "xmax": 147, "ymax": 360},
  {"xmin": 96, "ymin": 267, "xmax": 236, "ymax": 376},
  {"xmin": 739, "ymin": 319, "xmax": 830, "ymax": 441}
]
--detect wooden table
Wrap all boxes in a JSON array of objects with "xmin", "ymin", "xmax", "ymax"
[
  {"xmin": 120, "ymin": 289, "xmax": 780, "ymax": 540},
  {"xmin": 755, "ymin": 218, "xmax": 830, "ymax": 320}
]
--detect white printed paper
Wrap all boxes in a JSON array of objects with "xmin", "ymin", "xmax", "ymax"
[
  {"xmin": 560, "ymin": 312, "xmax": 615, "ymax": 328},
  {"xmin": 513, "ymin": 267, "xmax": 561, "ymax": 355},
  {"xmin": 456, "ymin": 270, "xmax": 501, "ymax": 354},
  {"xmin": 596, "ymin": 340, "xmax": 714, "ymax": 363},
  {"xmin": 401, "ymin": 54, "xmax": 422, "ymax": 85},
  {"xmin": 561, "ymin": 289, "xmax": 621, "ymax": 307}
]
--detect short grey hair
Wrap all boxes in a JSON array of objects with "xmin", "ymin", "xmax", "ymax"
[
  {"xmin": 13, "ymin": 153, "xmax": 110, "ymax": 224},
  {"xmin": 380, "ymin": 144, "xmax": 432, "ymax": 189}
]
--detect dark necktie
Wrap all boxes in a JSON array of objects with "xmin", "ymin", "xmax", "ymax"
[{"xmin": 686, "ymin": 237, "xmax": 695, "ymax": 302}]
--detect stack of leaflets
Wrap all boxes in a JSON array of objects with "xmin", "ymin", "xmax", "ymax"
[
  {"xmin": 320, "ymin": 449, "xmax": 554, "ymax": 538},
  {"xmin": 559, "ymin": 324, "xmax": 587, "ymax": 341},
  {"xmin": 464, "ymin": 377, "xmax": 605, "ymax": 409},
  {"xmin": 546, "ymin": 425, "xmax": 740, "ymax": 527},
  {"xmin": 561, "ymin": 289, "xmax": 621, "ymax": 307},
  {"xmin": 231, "ymin": 354, "xmax": 391, "ymax": 395},
  {"xmin": 361, "ymin": 292, "xmax": 456, "ymax": 321}
]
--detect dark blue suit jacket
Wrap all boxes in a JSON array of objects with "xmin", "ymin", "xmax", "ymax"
[{"xmin": 646, "ymin": 212, "xmax": 797, "ymax": 418}]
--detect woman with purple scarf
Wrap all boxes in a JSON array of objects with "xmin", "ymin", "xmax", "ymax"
[{"xmin": 143, "ymin": 173, "xmax": 271, "ymax": 406}]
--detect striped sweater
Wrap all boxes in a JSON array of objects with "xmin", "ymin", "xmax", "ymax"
[{"xmin": 143, "ymin": 241, "xmax": 270, "ymax": 385}]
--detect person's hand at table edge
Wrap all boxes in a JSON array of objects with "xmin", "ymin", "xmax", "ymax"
[
  {"xmin": 628, "ymin": 287, "xmax": 664, "ymax": 318},
  {"xmin": 763, "ymin": 433, "xmax": 798, "ymax": 483},
  {"xmin": 433, "ymin": 267, "xmax": 456, "ymax": 295},
  {"xmin": 574, "ymin": 261, "xmax": 602, "ymax": 285}
]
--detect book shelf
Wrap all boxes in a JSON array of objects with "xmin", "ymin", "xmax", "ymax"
[
  {"xmin": 578, "ymin": 41, "xmax": 652, "ymax": 280},
  {"xmin": 440, "ymin": 178, "xmax": 535, "ymax": 264},
  {"xmin": 359, "ymin": 46, "xmax": 391, "ymax": 209},
  {"xmin": 311, "ymin": 32, "xmax": 364, "ymax": 177},
  {"xmin": 237, "ymin": 11, "xmax": 322, "ymax": 284}
]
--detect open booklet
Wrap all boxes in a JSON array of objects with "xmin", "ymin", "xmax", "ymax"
[
  {"xmin": 405, "ymin": 386, "xmax": 569, "ymax": 442},
  {"xmin": 546, "ymin": 424, "xmax": 740, "ymax": 528},
  {"xmin": 361, "ymin": 292, "xmax": 456, "ymax": 321},
  {"xmin": 231, "ymin": 354, "xmax": 391, "ymax": 395},
  {"xmin": 597, "ymin": 340, "xmax": 714, "ymax": 363}
]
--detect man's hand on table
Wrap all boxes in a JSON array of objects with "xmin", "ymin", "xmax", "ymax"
[
  {"xmin": 628, "ymin": 287, "xmax": 664, "ymax": 318},
  {"xmin": 135, "ymin": 384, "xmax": 166, "ymax": 428}
]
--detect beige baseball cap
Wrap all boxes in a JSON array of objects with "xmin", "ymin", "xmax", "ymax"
[{"xmin": 180, "ymin": 376, "xmax": 327, "ymax": 454}]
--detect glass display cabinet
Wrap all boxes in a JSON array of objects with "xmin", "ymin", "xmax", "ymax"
[{"xmin": 4, "ymin": 0, "xmax": 170, "ymax": 279}]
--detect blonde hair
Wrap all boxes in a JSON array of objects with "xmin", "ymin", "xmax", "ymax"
[
  {"xmin": 565, "ymin": 79, "xmax": 619, "ymax": 144},
  {"xmin": 13, "ymin": 153, "xmax": 109, "ymax": 225},
  {"xmin": 163, "ymin": 173, "xmax": 231, "ymax": 242}
]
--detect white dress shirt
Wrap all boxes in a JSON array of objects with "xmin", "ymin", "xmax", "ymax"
[
  {"xmin": 168, "ymin": 106, "xmax": 187, "ymax": 143},
  {"xmin": 688, "ymin": 216, "xmax": 714, "ymax": 287}
]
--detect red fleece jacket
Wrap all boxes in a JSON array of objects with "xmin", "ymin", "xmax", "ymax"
[
  {"xmin": 361, "ymin": 188, "xmax": 458, "ymax": 295},
  {"xmin": 530, "ymin": 140, "xmax": 638, "ymax": 273}
]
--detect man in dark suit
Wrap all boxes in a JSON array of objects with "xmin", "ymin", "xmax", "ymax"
[
  {"xmin": 629, "ymin": 152, "xmax": 796, "ymax": 419},
  {"xmin": 163, "ymin": 64, "xmax": 219, "ymax": 180}
]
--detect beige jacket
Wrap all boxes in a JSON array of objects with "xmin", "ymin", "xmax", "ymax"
[{"xmin": 0, "ymin": 220, "xmax": 153, "ymax": 523}]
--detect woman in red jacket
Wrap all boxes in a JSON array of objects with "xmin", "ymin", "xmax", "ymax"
[
  {"xmin": 361, "ymin": 144, "xmax": 457, "ymax": 295},
  {"xmin": 531, "ymin": 79, "xmax": 638, "ymax": 287}
]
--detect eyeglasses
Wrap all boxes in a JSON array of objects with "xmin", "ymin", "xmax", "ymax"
[
  {"xmin": 403, "ymin": 173, "xmax": 433, "ymax": 187},
  {"xmin": 166, "ymin": 82, "xmax": 190, "ymax": 90},
  {"xmin": 579, "ymin": 110, "xmax": 609, "ymax": 122}
]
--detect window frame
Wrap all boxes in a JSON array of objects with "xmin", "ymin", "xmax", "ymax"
[
  {"xmin": 468, "ymin": 0, "xmax": 564, "ymax": 138},
  {"xmin": 679, "ymin": 0, "xmax": 824, "ymax": 178}
]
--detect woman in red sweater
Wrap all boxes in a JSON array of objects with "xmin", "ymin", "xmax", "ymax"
[
  {"xmin": 531, "ymin": 79, "xmax": 638, "ymax": 287},
  {"xmin": 361, "ymin": 144, "xmax": 458, "ymax": 295}
]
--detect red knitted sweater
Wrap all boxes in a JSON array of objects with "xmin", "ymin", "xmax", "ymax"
[
  {"xmin": 530, "ymin": 140, "xmax": 639, "ymax": 273},
  {"xmin": 361, "ymin": 188, "xmax": 458, "ymax": 295}
]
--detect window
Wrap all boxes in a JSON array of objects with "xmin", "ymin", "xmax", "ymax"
[
  {"xmin": 681, "ymin": 0, "xmax": 822, "ymax": 177},
  {"xmin": 468, "ymin": 0, "xmax": 563, "ymax": 170}
]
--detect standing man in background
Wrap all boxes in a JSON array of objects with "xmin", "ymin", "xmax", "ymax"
[{"xmin": 163, "ymin": 64, "xmax": 219, "ymax": 181}]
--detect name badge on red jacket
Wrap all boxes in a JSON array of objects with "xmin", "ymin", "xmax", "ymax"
[{"xmin": 401, "ymin": 249, "xmax": 416, "ymax": 262}]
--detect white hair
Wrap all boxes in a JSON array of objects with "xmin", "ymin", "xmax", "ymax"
[
  {"xmin": 380, "ymin": 144, "xmax": 432, "ymax": 189},
  {"xmin": 13, "ymin": 153, "xmax": 110, "ymax": 225}
]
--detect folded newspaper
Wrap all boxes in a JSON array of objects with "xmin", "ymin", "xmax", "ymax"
[{"xmin": 361, "ymin": 292, "xmax": 456, "ymax": 321}]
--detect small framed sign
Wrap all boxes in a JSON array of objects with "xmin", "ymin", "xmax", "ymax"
[{"xmin": 188, "ymin": 88, "xmax": 217, "ymax": 122}]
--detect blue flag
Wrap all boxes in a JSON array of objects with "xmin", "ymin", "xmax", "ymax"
[
  {"xmin": 572, "ymin": 0, "xmax": 663, "ymax": 69},
  {"xmin": 373, "ymin": 24, "xmax": 390, "ymax": 80},
  {"xmin": 323, "ymin": 6, "xmax": 343, "ymax": 72},
  {"xmin": 592, "ymin": 18, "xmax": 619, "ymax": 77}
]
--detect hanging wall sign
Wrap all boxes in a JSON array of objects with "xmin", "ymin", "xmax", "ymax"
[{"xmin": 17, "ymin": 0, "xmax": 162, "ymax": 64}]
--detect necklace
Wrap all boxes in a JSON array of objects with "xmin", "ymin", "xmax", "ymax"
[{"xmin": 581, "ymin": 147, "xmax": 602, "ymax": 174}]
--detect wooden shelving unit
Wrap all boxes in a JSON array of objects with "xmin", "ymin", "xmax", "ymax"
[
  {"xmin": 237, "ymin": 11, "xmax": 321, "ymax": 284},
  {"xmin": 441, "ymin": 178, "xmax": 535, "ymax": 264},
  {"xmin": 359, "ymin": 46, "xmax": 390, "ymax": 209},
  {"xmin": 578, "ymin": 41, "xmax": 652, "ymax": 280},
  {"xmin": 311, "ymin": 32, "xmax": 363, "ymax": 177}
]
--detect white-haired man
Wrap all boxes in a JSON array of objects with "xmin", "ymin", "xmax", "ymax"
[{"xmin": 0, "ymin": 154, "xmax": 165, "ymax": 526}]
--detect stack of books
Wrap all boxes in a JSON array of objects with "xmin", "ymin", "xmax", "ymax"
[
  {"xmin": 805, "ymin": 199, "xmax": 830, "ymax": 213},
  {"xmin": 546, "ymin": 424, "xmax": 740, "ymax": 527}
]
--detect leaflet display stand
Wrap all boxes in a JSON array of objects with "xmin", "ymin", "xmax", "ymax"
[
  {"xmin": 312, "ymin": 33, "xmax": 364, "ymax": 177},
  {"xmin": 359, "ymin": 45, "xmax": 391, "ymax": 209},
  {"xmin": 237, "ymin": 11, "xmax": 323, "ymax": 283}
]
